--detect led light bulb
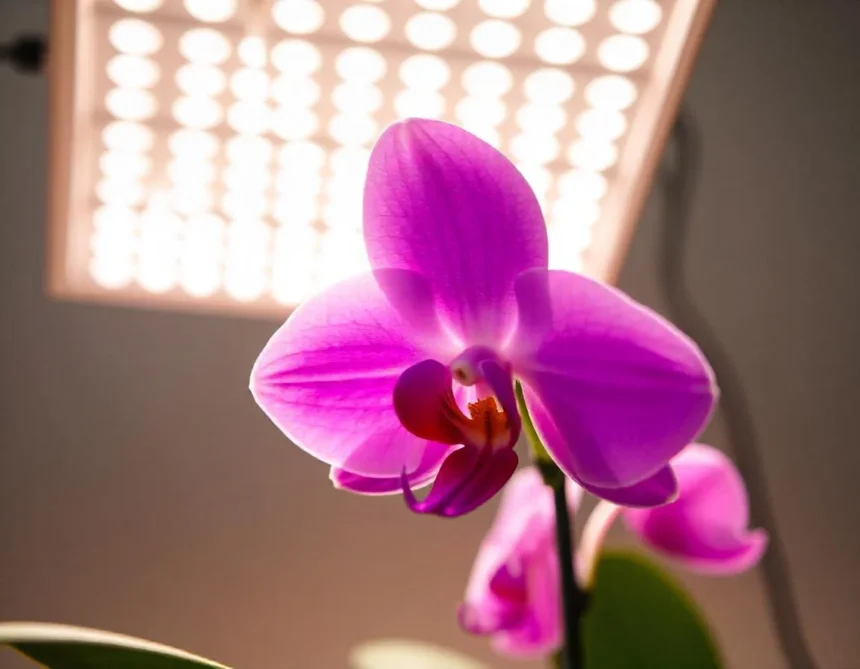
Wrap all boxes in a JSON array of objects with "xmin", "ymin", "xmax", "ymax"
[
  {"xmin": 109, "ymin": 19, "xmax": 163, "ymax": 55},
  {"xmin": 340, "ymin": 5, "xmax": 391, "ymax": 43},
  {"xmin": 405, "ymin": 12, "xmax": 457, "ymax": 51}
]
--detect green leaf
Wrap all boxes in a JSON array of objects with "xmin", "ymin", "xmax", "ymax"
[
  {"xmin": 0, "ymin": 622, "xmax": 230, "ymax": 669},
  {"xmin": 583, "ymin": 551, "xmax": 723, "ymax": 669}
]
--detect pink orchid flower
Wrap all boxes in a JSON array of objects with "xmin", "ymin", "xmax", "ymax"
[
  {"xmin": 580, "ymin": 443, "xmax": 770, "ymax": 584},
  {"xmin": 251, "ymin": 119, "xmax": 716, "ymax": 517},
  {"xmin": 461, "ymin": 446, "xmax": 767, "ymax": 656},
  {"xmin": 459, "ymin": 467, "xmax": 579, "ymax": 658}
]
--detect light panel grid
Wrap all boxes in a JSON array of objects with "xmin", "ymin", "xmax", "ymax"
[{"xmin": 47, "ymin": 0, "xmax": 716, "ymax": 317}]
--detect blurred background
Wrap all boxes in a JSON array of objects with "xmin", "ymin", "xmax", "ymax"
[{"xmin": 1, "ymin": 1, "xmax": 858, "ymax": 668}]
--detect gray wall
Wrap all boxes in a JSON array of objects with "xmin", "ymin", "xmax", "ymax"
[{"xmin": 1, "ymin": 1, "xmax": 858, "ymax": 668}]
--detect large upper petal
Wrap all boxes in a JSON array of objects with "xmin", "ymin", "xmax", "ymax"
[
  {"xmin": 512, "ymin": 269, "xmax": 717, "ymax": 489},
  {"xmin": 250, "ymin": 272, "xmax": 451, "ymax": 477},
  {"xmin": 363, "ymin": 119, "xmax": 548, "ymax": 348}
]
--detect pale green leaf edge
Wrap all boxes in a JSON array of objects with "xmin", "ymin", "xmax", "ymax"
[{"xmin": 0, "ymin": 622, "xmax": 229, "ymax": 669}]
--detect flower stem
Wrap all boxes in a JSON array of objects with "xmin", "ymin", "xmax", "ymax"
[
  {"xmin": 550, "ymin": 471, "xmax": 585, "ymax": 669},
  {"xmin": 515, "ymin": 383, "xmax": 587, "ymax": 669}
]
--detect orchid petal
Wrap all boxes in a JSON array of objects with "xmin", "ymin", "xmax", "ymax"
[
  {"xmin": 491, "ymin": 546, "xmax": 561, "ymax": 658},
  {"xmin": 512, "ymin": 269, "xmax": 717, "ymax": 489},
  {"xmin": 330, "ymin": 446, "xmax": 446, "ymax": 495},
  {"xmin": 393, "ymin": 359, "xmax": 463, "ymax": 445},
  {"xmin": 574, "ymin": 466, "xmax": 679, "ymax": 508},
  {"xmin": 364, "ymin": 119, "xmax": 548, "ymax": 348},
  {"xmin": 461, "ymin": 468, "xmax": 562, "ymax": 657},
  {"xmin": 403, "ymin": 446, "xmax": 518, "ymax": 517},
  {"xmin": 623, "ymin": 444, "xmax": 769, "ymax": 575},
  {"xmin": 250, "ymin": 272, "xmax": 447, "ymax": 478}
]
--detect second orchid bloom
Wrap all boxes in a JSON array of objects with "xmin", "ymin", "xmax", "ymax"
[{"xmin": 460, "ymin": 444, "xmax": 769, "ymax": 657}]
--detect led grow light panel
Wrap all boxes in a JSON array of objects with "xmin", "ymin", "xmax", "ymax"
[{"xmin": 47, "ymin": 0, "xmax": 715, "ymax": 316}]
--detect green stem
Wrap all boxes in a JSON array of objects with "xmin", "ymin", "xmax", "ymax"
[{"xmin": 515, "ymin": 383, "xmax": 587, "ymax": 669}]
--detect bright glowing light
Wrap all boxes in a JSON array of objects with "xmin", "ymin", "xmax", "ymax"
[
  {"xmin": 179, "ymin": 28, "xmax": 232, "ymax": 64},
  {"xmin": 340, "ymin": 5, "xmax": 391, "ymax": 43},
  {"xmin": 137, "ymin": 259, "xmax": 178, "ymax": 294},
  {"xmin": 516, "ymin": 103, "xmax": 566, "ymax": 134},
  {"xmin": 567, "ymin": 140, "xmax": 619, "ymax": 171},
  {"xmin": 548, "ymin": 220, "xmax": 594, "ymax": 253},
  {"xmin": 535, "ymin": 27, "xmax": 586, "ymax": 64},
  {"xmin": 109, "ymin": 19, "xmax": 163, "ymax": 55},
  {"xmin": 477, "ymin": 0, "xmax": 529, "ymax": 18},
  {"xmin": 224, "ymin": 164, "xmax": 271, "ymax": 192},
  {"xmin": 102, "ymin": 122, "xmax": 154, "ymax": 151},
  {"xmin": 96, "ymin": 179, "xmax": 145, "ymax": 207},
  {"xmin": 171, "ymin": 185, "xmax": 213, "ymax": 213},
  {"xmin": 106, "ymin": 88, "xmax": 157, "ymax": 121},
  {"xmin": 576, "ymin": 108, "xmax": 627, "ymax": 140},
  {"xmin": 227, "ymin": 102, "xmax": 271, "ymax": 134},
  {"xmin": 115, "ymin": 0, "xmax": 163, "ymax": 12},
  {"xmin": 609, "ymin": 0, "xmax": 662, "ymax": 34},
  {"xmin": 405, "ymin": 13, "xmax": 457, "ymax": 51},
  {"xmin": 523, "ymin": 68, "xmax": 574, "ymax": 103},
  {"xmin": 470, "ymin": 20, "xmax": 521, "ymax": 58},
  {"xmin": 100, "ymin": 151, "xmax": 152, "ymax": 179},
  {"xmin": 180, "ymin": 262, "xmax": 221, "ymax": 298},
  {"xmin": 168, "ymin": 129, "xmax": 219, "ymax": 159},
  {"xmin": 516, "ymin": 164, "xmax": 552, "ymax": 197},
  {"xmin": 322, "ymin": 200, "xmax": 362, "ymax": 230},
  {"xmin": 335, "ymin": 47, "xmax": 387, "ymax": 83},
  {"xmin": 93, "ymin": 205, "xmax": 137, "ymax": 232},
  {"xmin": 329, "ymin": 147, "xmax": 370, "ymax": 176},
  {"xmin": 552, "ymin": 196, "xmax": 600, "ymax": 225},
  {"xmin": 176, "ymin": 63, "xmax": 226, "ymax": 96},
  {"xmin": 172, "ymin": 96, "xmax": 222, "ymax": 129},
  {"xmin": 226, "ymin": 136, "xmax": 273, "ymax": 165},
  {"xmin": 272, "ymin": 195, "xmax": 319, "ymax": 223},
  {"xmin": 332, "ymin": 83, "xmax": 383, "ymax": 113},
  {"xmin": 399, "ymin": 55, "xmax": 451, "ymax": 90},
  {"xmin": 271, "ymin": 76, "xmax": 321, "ymax": 106},
  {"xmin": 224, "ymin": 270, "xmax": 267, "ymax": 301},
  {"xmin": 272, "ymin": 0, "xmax": 325, "ymax": 34},
  {"xmin": 271, "ymin": 108, "xmax": 319, "ymax": 140},
  {"xmin": 598, "ymin": 34, "xmax": 649, "ymax": 72},
  {"xmin": 90, "ymin": 255, "xmax": 135, "ymax": 289},
  {"xmin": 394, "ymin": 90, "xmax": 446, "ymax": 119},
  {"xmin": 329, "ymin": 114, "xmax": 379, "ymax": 145},
  {"xmin": 414, "ymin": 0, "xmax": 459, "ymax": 9},
  {"xmin": 584, "ymin": 75, "xmax": 637, "ymax": 110},
  {"xmin": 460, "ymin": 123, "xmax": 500, "ymax": 148},
  {"xmin": 455, "ymin": 97, "xmax": 506, "ymax": 126},
  {"xmin": 280, "ymin": 141, "xmax": 326, "ymax": 171},
  {"xmin": 106, "ymin": 55, "xmax": 159, "ymax": 88},
  {"xmin": 238, "ymin": 37, "xmax": 267, "ymax": 67},
  {"xmin": 184, "ymin": 0, "xmax": 237, "ymax": 22},
  {"xmin": 271, "ymin": 39, "xmax": 321, "ymax": 74},
  {"xmin": 548, "ymin": 245, "xmax": 584, "ymax": 273},
  {"xmin": 276, "ymin": 168, "xmax": 323, "ymax": 195},
  {"xmin": 168, "ymin": 159, "xmax": 216, "ymax": 185},
  {"xmin": 544, "ymin": 0, "xmax": 596, "ymax": 26},
  {"xmin": 222, "ymin": 191, "xmax": 269, "ymax": 219},
  {"xmin": 462, "ymin": 61, "xmax": 513, "ymax": 97},
  {"xmin": 231, "ymin": 69, "xmax": 270, "ymax": 99},
  {"xmin": 510, "ymin": 134, "xmax": 560, "ymax": 165},
  {"xmin": 91, "ymin": 224, "xmax": 136, "ymax": 258},
  {"xmin": 557, "ymin": 169, "xmax": 608, "ymax": 200}
]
